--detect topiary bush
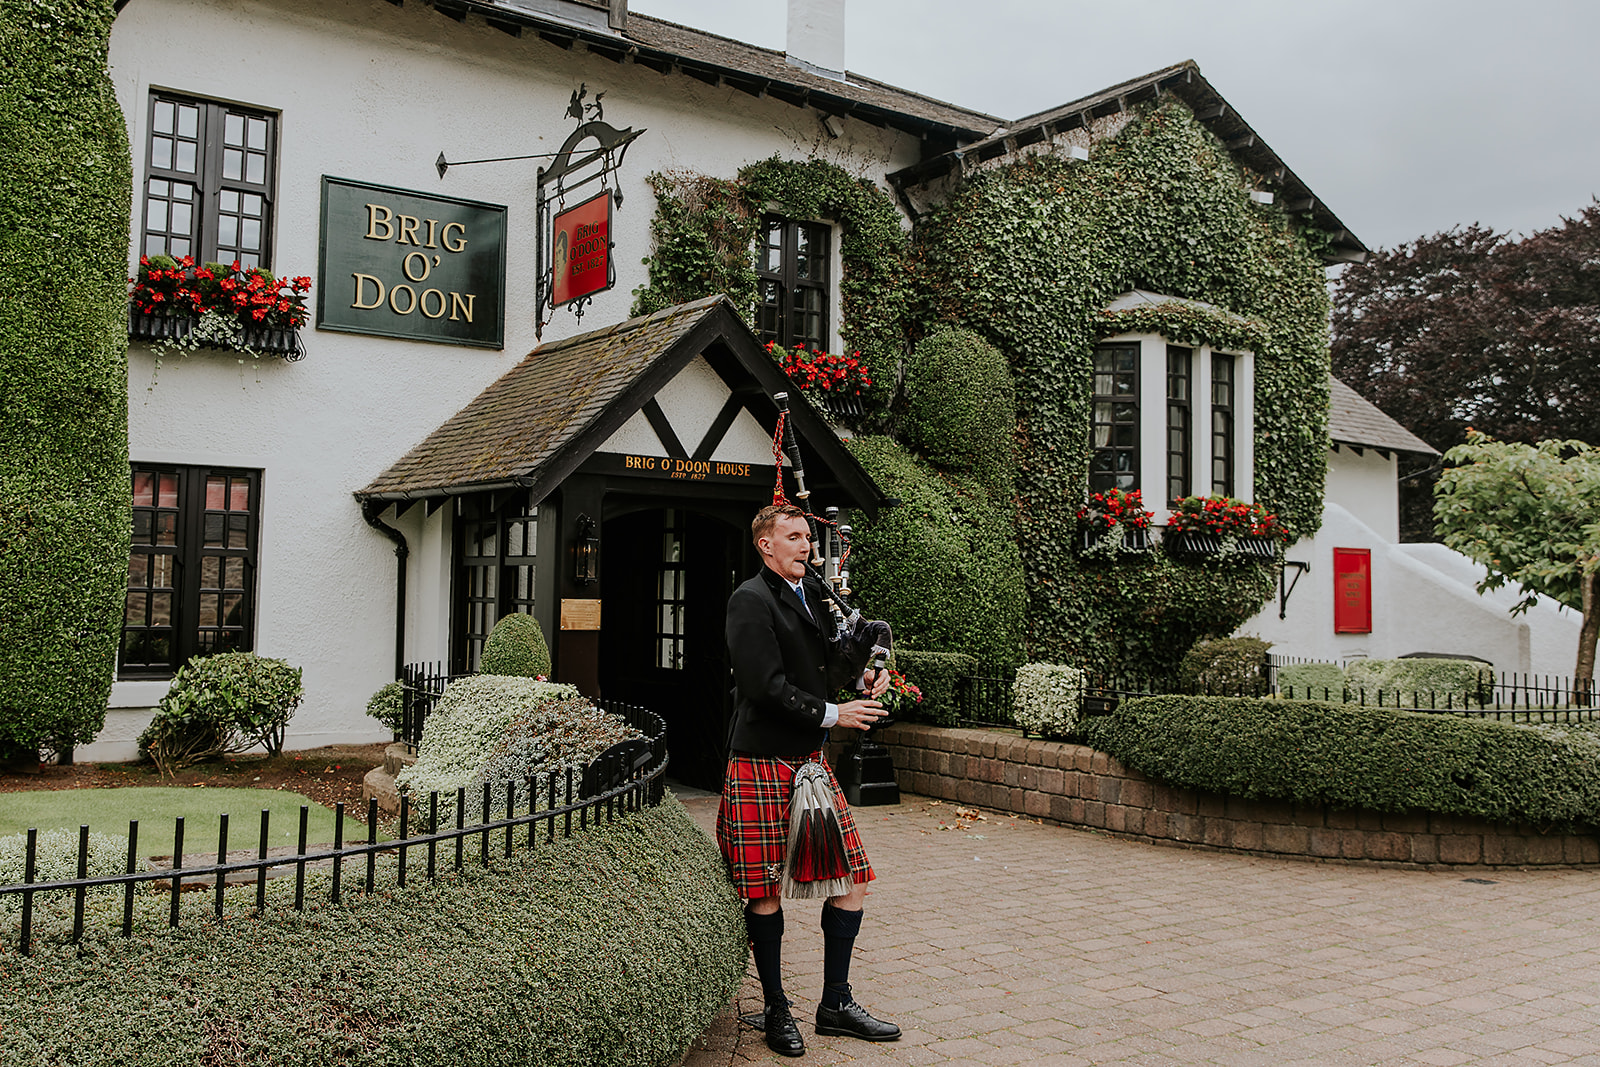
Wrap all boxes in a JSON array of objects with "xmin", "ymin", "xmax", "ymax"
[
  {"xmin": 847, "ymin": 436, "xmax": 1025, "ymax": 668},
  {"xmin": 1345, "ymin": 657, "xmax": 1493, "ymax": 706},
  {"xmin": 479, "ymin": 613, "xmax": 553, "ymax": 679},
  {"xmin": 1012, "ymin": 663, "xmax": 1085, "ymax": 739},
  {"xmin": 0, "ymin": 796, "xmax": 747, "ymax": 1067},
  {"xmin": 891, "ymin": 650, "xmax": 977, "ymax": 726},
  {"xmin": 396, "ymin": 676, "xmax": 636, "ymax": 827},
  {"xmin": 366, "ymin": 680, "xmax": 405, "ymax": 734},
  {"xmin": 137, "ymin": 652, "xmax": 303, "ymax": 775},
  {"xmin": 0, "ymin": 0, "xmax": 133, "ymax": 762},
  {"xmin": 900, "ymin": 327, "xmax": 1017, "ymax": 493},
  {"xmin": 1178, "ymin": 636, "xmax": 1272, "ymax": 694},
  {"xmin": 1084, "ymin": 695, "xmax": 1600, "ymax": 830},
  {"xmin": 1276, "ymin": 661, "xmax": 1346, "ymax": 697},
  {"xmin": 0, "ymin": 828, "xmax": 128, "ymax": 913}
]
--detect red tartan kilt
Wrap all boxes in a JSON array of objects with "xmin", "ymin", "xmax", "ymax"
[{"xmin": 716, "ymin": 751, "xmax": 874, "ymax": 899}]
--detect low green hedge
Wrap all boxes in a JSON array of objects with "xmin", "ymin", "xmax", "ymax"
[
  {"xmin": 1083, "ymin": 695, "xmax": 1600, "ymax": 831},
  {"xmin": 0, "ymin": 795, "xmax": 746, "ymax": 1067},
  {"xmin": 1346, "ymin": 657, "xmax": 1492, "ymax": 705},
  {"xmin": 893, "ymin": 650, "xmax": 976, "ymax": 725},
  {"xmin": 1276, "ymin": 661, "xmax": 1346, "ymax": 696}
]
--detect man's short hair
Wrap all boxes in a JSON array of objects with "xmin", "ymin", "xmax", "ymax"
[{"xmin": 752, "ymin": 503, "xmax": 808, "ymax": 547}]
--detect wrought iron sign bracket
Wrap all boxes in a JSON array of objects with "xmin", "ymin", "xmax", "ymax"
[
  {"xmin": 535, "ymin": 119, "xmax": 645, "ymax": 339},
  {"xmin": 1279, "ymin": 558, "xmax": 1309, "ymax": 619}
]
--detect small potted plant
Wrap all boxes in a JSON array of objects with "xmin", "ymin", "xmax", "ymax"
[
  {"xmin": 1074, "ymin": 488, "xmax": 1154, "ymax": 560},
  {"xmin": 1164, "ymin": 494, "xmax": 1287, "ymax": 561}
]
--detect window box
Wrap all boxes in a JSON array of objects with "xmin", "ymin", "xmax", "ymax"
[
  {"xmin": 128, "ymin": 309, "xmax": 305, "ymax": 361},
  {"xmin": 1162, "ymin": 529, "xmax": 1223, "ymax": 559},
  {"xmin": 1161, "ymin": 530, "xmax": 1279, "ymax": 562},
  {"xmin": 1073, "ymin": 525, "xmax": 1153, "ymax": 560}
]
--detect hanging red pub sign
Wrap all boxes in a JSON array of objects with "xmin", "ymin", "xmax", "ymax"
[
  {"xmin": 550, "ymin": 191, "xmax": 612, "ymax": 306},
  {"xmin": 1332, "ymin": 547, "xmax": 1372, "ymax": 634}
]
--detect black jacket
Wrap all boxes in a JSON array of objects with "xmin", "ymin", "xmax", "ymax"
[{"xmin": 725, "ymin": 567, "xmax": 846, "ymax": 758}]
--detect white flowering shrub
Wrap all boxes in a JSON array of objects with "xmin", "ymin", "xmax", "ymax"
[
  {"xmin": 396, "ymin": 675, "xmax": 643, "ymax": 828},
  {"xmin": 1012, "ymin": 662, "xmax": 1086, "ymax": 738},
  {"xmin": 0, "ymin": 829, "xmax": 129, "ymax": 911}
]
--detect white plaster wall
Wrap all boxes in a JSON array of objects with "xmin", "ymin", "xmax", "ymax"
[
  {"xmin": 102, "ymin": 0, "xmax": 923, "ymax": 755},
  {"xmin": 1238, "ymin": 499, "xmax": 1581, "ymax": 676},
  {"xmin": 1325, "ymin": 445, "xmax": 1398, "ymax": 542}
]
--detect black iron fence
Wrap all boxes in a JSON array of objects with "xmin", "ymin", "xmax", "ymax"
[
  {"xmin": 398, "ymin": 660, "xmax": 464, "ymax": 749},
  {"xmin": 942, "ymin": 661, "xmax": 1600, "ymax": 732},
  {"xmin": 0, "ymin": 701, "xmax": 665, "ymax": 956}
]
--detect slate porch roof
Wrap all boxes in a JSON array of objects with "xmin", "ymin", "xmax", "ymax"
[
  {"xmin": 356, "ymin": 295, "xmax": 886, "ymax": 511},
  {"xmin": 1329, "ymin": 377, "xmax": 1438, "ymax": 455}
]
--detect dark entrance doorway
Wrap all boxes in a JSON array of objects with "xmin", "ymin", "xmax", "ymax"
[{"xmin": 598, "ymin": 505, "xmax": 756, "ymax": 791}]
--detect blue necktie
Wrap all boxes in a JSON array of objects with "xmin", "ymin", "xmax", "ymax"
[{"xmin": 795, "ymin": 583, "xmax": 812, "ymax": 618}]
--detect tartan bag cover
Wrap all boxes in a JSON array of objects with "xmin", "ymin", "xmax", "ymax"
[{"xmin": 716, "ymin": 751, "xmax": 873, "ymax": 899}]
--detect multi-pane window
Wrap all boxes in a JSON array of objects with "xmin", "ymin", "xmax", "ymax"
[
  {"xmin": 1090, "ymin": 343, "xmax": 1140, "ymax": 492},
  {"xmin": 1211, "ymin": 354, "xmax": 1236, "ymax": 496},
  {"xmin": 756, "ymin": 216, "xmax": 830, "ymax": 351},
  {"xmin": 1166, "ymin": 345, "xmax": 1193, "ymax": 503},
  {"xmin": 121, "ymin": 465, "xmax": 260, "ymax": 678},
  {"xmin": 655, "ymin": 510, "xmax": 687, "ymax": 670},
  {"xmin": 454, "ymin": 499, "xmax": 538, "ymax": 673},
  {"xmin": 142, "ymin": 93, "xmax": 277, "ymax": 268}
]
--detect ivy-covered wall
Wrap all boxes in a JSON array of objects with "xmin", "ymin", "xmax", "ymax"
[
  {"xmin": 636, "ymin": 101, "xmax": 1331, "ymax": 676},
  {"xmin": 910, "ymin": 102, "xmax": 1329, "ymax": 672},
  {"xmin": 0, "ymin": 0, "xmax": 133, "ymax": 757}
]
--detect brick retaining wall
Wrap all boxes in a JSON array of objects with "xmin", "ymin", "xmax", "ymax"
[{"xmin": 873, "ymin": 723, "xmax": 1600, "ymax": 868}]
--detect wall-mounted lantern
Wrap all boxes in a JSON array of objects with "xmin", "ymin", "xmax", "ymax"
[{"xmin": 573, "ymin": 513, "xmax": 600, "ymax": 585}]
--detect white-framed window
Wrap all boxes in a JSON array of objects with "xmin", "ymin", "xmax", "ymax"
[{"xmin": 1091, "ymin": 332, "xmax": 1254, "ymax": 521}]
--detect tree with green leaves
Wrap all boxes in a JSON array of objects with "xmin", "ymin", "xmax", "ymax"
[{"xmin": 1434, "ymin": 431, "xmax": 1600, "ymax": 688}]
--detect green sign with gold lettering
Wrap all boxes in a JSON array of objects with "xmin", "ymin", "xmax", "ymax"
[{"xmin": 317, "ymin": 176, "xmax": 506, "ymax": 348}]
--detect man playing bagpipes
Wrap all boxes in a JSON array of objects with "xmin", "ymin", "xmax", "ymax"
[{"xmin": 716, "ymin": 502, "xmax": 902, "ymax": 1057}]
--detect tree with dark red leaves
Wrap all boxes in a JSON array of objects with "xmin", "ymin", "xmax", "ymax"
[{"xmin": 1331, "ymin": 203, "xmax": 1600, "ymax": 540}]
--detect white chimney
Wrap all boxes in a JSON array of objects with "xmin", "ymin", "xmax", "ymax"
[{"xmin": 787, "ymin": 0, "xmax": 846, "ymax": 80}]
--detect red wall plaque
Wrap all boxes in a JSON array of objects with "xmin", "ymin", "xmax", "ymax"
[
  {"xmin": 1332, "ymin": 547, "xmax": 1372, "ymax": 634},
  {"xmin": 550, "ymin": 191, "xmax": 612, "ymax": 305}
]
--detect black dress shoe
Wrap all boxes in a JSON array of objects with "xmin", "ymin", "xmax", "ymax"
[
  {"xmin": 763, "ymin": 998, "xmax": 806, "ymax": 1057},
  {"xmin": 815, "ymin": 992, "xmax": 901, "ymax": 1042}
]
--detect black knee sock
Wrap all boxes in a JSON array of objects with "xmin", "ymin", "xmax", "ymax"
[
  {"xmin": 820, "ymin": 903, "xmax": 863, "ymax": 1009},
  {"xmin": 745, "ymin": 905, "xmax": 786, "ymax": 1004}
]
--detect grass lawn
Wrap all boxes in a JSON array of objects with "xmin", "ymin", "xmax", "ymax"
[{"xmin": 0, "ymin": 788, "xmax": 357, "ymax": 859}]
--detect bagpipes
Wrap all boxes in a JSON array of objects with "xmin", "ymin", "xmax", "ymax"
[
  {"xmin": 770, "ymin": 391, "xmax": 893, "ymax": 684},
  {"xmin": 770, "ymin": 391, "xmax": 893, "ymax": 898}
]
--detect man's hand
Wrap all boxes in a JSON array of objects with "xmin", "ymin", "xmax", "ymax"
[
  {"xmin": 836, "ymin": 698, "xmax": 886, "ymax": 730},
  {"xmin": 862, "ymin": 668, "xmax": 891, "ymax": 698}
]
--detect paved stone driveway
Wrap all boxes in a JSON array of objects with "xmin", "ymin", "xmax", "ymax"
[{"xmin": 677, "ymin": 791, "xmax": 1600, "ymax": 1066}]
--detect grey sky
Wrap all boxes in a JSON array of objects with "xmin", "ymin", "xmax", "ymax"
[{"xmin": 636, "ymin": 0, "xmax": 1600, "ymax": 252}]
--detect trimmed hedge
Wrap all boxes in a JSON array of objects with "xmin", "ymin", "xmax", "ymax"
[
  {"xmin": 847, "ymin": 436, "xmax": 1025, "ymax": 667},
  {"xmin": 893, "ymin": 650, "xmax": 976, "ymax": 726},
  {"xmin": 0, "ymin": 796, "xmax": 746, "ymax": 1067},
  {"xmin": 1178, "ymin": 637, "xmax": 1271, "ymax": 693},
  {"xmin": 1276, "ymin": 661, "xmax": 1346, "ymax": 696},
  {"xmin": 366, "ymin": 680, "xmax": 405, "ymax": 732},
  {"xmin": 900, "ymin": 326, "xmax": 1017, "ymax": 494},
  {"xmin": 479, "ymin": 613, "xmax": 553, "ymax": 679},
  {"xmin": 1084, "ymin": 695, "xmax": 1600, "ymax": 831},
  {"xmin": 1345, "ymin": 657, "xmax": 1492, "ymax": 704},
  {"xmin": 0, "ymin": 0, "xmax": 133, "ymax": 758}
]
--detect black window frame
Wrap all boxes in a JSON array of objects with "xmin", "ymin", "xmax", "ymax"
[
  {"xmin": 654, "ymin": 509, "xmax": 687, "ymax": 670},
  {"xmin": 756, "ymin": 215, "xmax": 831, "ymax": 352},
  {"xmin": 1211, "ymin": 352, "xmax": 1236, "ymax": 496},
  {"xmin": 1166, "ymin": 345, "xmax": 1193, "ymax": 503},
  {"xmin": 452, "ymin": 495, "xmax": 539, "ymax": 674},
  {"xmin": 1090, "ymin": 343, "xmax": 1141, "ymax": 493},
  {"xmin": 141, "ymin": 91, "xmax": 279, "ymax": 269},
  {"xmin": 120, "ymin": 464, "xmax": 262, "ymax": 680}
]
